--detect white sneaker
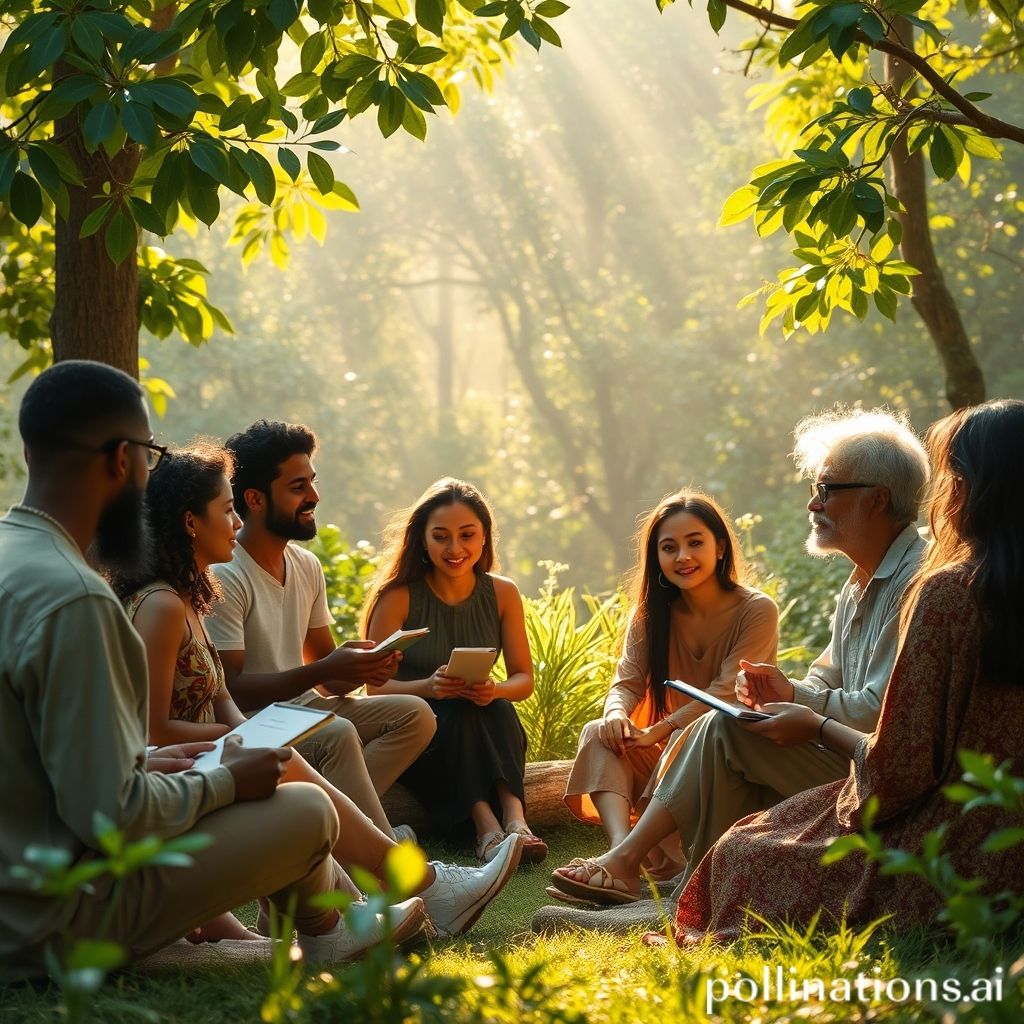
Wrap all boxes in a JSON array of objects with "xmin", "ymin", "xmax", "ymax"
[
  {"xmin": 393, "ymin": 823, "xmax": 418, "ymax": 844},
  {"xmin": 420, "ymin": 833, "xmax": 523, "ymax": 937},
  {"xmin": 297, "ymin": 897, "xmax": 429, "ymax": 964}
]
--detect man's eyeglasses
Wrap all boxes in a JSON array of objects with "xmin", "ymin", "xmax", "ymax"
[
  {"xmin": 810, "ymin": 481, "xmax": 876, "ymax": 504},
  {"xmin": 99, "ymin": 437, "xmax": 168, "ymax": 471}
]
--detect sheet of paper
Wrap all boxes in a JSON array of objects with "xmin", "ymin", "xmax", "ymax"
[{"xmin": 189, "ymin": 703, "xmax": 333, "ymax": 773}]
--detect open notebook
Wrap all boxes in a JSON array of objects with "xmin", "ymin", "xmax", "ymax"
[
  {"xmin": 189, "ymin": 702, "xmax": 335, "ymax": 773},
  {"xmin": 665, "ymin": 679, "xmax": 774, "ymax": 722}
]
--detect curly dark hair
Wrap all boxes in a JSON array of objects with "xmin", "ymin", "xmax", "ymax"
[
  {"xmin": 111, "ymin": 442, "xmax": 235, "ymax": 614},
  {"xmin": 225, "ymin": 419, "xmax": 317, "ymax": 519}
]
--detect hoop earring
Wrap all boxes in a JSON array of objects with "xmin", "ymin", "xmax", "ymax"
[
  {"xmin": 657, "ymin": 572, "xmax": 672, "ymax": 590},
  {"xmin": 422, "ymin": 552, "xmax": 430, "ymax": 564}
]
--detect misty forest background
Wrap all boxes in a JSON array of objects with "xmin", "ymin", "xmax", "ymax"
[{"xmin": 2, "ymin": 0, "xmax": 1022, "ymax": 658}]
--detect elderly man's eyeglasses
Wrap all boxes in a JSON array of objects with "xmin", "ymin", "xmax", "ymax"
[
  {"xmin": 99, "ymin": 437, "xmax": 168, "ymax": 471},
  {"xmin": 811, "ymin": 481, "xmax": 876, "ymax": 504}
]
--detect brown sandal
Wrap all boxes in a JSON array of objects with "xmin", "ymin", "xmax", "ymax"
[{"xmin": 504, "ymin": 822, "xmax": 548, "ymax": 864}]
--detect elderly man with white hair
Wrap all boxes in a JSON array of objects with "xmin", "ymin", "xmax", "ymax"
[{"xmin": 548, "ymin": 407, "xmax": 931, "ymax": 906}]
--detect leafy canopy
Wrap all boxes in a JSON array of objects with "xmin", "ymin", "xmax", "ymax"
[
  {"xmin": 0, "ymin": 0, "xmax": 568, "ymax": 376},
  {"xmin": 658, "ymin": 0, "xmax": 1023, "ymax": 335}
]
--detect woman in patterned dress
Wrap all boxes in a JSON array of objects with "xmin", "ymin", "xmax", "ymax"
[{"xmin": 669, "ymin": 398, "xmax": 1024, "ymax": 941}]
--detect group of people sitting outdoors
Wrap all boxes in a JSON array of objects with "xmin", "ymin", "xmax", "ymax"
[{"xmin": 1, "ymin": 358, "xmax": 1022, "ymax": 979}]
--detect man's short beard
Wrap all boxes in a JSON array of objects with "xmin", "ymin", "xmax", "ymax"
[
  {"xmin": 91, "ymin": 482, "xmax": 154, "ymax": 579},
  {"xmin": 805, "ymin": 518, "xmax": 838, "ymax": 558},
  {"xmin": 265, "ymin": 493, "xmax": 317, "ymax": 541}
]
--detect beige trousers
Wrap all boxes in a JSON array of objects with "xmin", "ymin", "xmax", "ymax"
[
  {"xmin": 295, "ymin": 693, "xmax": 435, "ymax": 834},
  {"xmin": 653, "ymin": 712, "xmax": 849, "ymax": 882},
  {"xmin": 61, "ymin": 783, "xmax": 342, "ymax": 963}
]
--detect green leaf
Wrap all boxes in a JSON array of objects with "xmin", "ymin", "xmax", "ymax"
[
  {"xmin": 401, "ymin": 99, "xmax": 427, "ymax": 140},
  {"xmin": 707, "ymin": 0, "xmax": 727, "ymax": 34},
  {"xmin": 277, "ymin": 146, "xmax": 302, "ymax": 181},
  {"xmin": 474, "ymin": 1, "xmax": 505, "ymax": 13},
  {"xmin": 29, "ymin": 25, "xmax": 68, "ymax": 77},
  {"xmin": 377, "ymin": 86, "xmax": 406, "ymax": 139},
  {"xmin": 846, "ymin": 87, "xmax": 873, "ymax": 114},
  {"xmin": 981, "ymin": 827, "xmax": 1024, "ymax": 854},
  {"xmin": 778, "ymin": 11, "xmax": 827, "ymax": 66},
  {"xmin": 332, "ymin": 181, "xmax": 359, "ymax": 210},
  {"xmin": 121, "ymin": 101, "xmax": 157, "ymax": 147},
  {"xmin": 311, "ymin": 110, "xmax": 346, "ymax": 134},
  {"xmin": 300, "ymin": 32, "xmax": 327, "ymax": 73},
  {"xmin": 306, "ymin": 151, "xmax": 335, "ymax": 194},
  {"xmin": 532, "ymin": 17, "xmax": 562, "ymax": 46},
  {"xmin": 128, "ymin": 196, "xmax": 168, "ymax": 236},
  {"xmin": 189, "ymin": 141, "xmax": 231, "ymax": 184},
  {"xmin": 35, "ymin": 141, "xmax": 84, "ymax": 187},
  {"xmin": 26, "ymin": 146, "xmax": 62, "ymax": 198},
  {"xmin": 80, "ymin": 200, "xmax": 112, "ymax": 238},
  {"xmin": 240, "ymin": 149, "xmax": 276, "ymax": 204},
  {"xmin": 534, "ymin": 0, "xmax": 570, "ymax": 15},
  {"xmin": 83, "ymin": 100, "xmax": 117, "ymax": 148},
  {"xmin": 719, "ymin": 184, "xmax": 758, "ymax": 227},
  {"xmin": 873, "ymin": 286, "xmax": 898, "ymax": 321},
  {"xmin": 104, "ymin": 208, "xmax": 137, "ymax": 265},
  {"xmin": 334, "ymin": 54, "xmax": 382, "ymax": 79},
  {"xmin": 406, "ymin": 46, "xmax": 447, "ymax": 64},
  {"xmin": 961, "ymin": 132, "xmax": 1001, "ymax": 161},
  {"xmin": 267, "ymin": 0, "xmax": 302, "ymax": 30},
  {"xmin": 415, "ymin": 0, "xmax": 445, "ymax": 36},
  {"xmin": 929, "ymin": 129, "xmax": 957, "ymax": 181},
  {"xmin": 188, "ymin": 185, "xmax": 220, "ymax": 226},
  {"xmin": 10, "ymin": 171, "xmax": 43, "ymax": 228}
]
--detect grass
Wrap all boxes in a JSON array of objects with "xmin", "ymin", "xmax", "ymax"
[{"xmin": 2, "ymin": 822, "xmax": 1021, "ymax": 1023}]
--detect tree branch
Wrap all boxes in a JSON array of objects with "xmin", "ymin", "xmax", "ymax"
[{"xmin": 717, "ymin": 0, "xmax": 1024, "ymax": 144}]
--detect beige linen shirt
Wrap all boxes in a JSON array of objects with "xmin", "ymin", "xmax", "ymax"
[
  {"xmin": 0, "ymin": 508, "xmax": 235, "ymax": 970},
  {"xmin": 604, "ymin": 588, "xmax": 779, "ymax": 732},
  {"xmin": 790, "ymin": 523, "xmax": 927, "ymax": 730}
]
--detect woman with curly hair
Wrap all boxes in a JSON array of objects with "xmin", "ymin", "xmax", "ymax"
[{"xmin": 114, "ymin": 446, "xmax": 523, "ymax": 948}]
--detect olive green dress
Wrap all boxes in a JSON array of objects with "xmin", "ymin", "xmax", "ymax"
[{"xmin": 396, "ymin": 573, "xmax": 528, "ymax": 835}]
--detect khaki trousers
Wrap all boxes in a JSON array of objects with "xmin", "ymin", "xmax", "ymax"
[
  {"xmin": 653, "ymin": 712, "xmax": 849, "ymax": 882},
  {"xmin": 61, "ymin": 783, "xmax": 342, "ymax": 962},
  {"xmin": 295, "ymin": 693, "xmax": 435, "ymax": 834}
]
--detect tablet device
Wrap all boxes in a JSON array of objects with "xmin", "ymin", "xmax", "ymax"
[
  {"xmin": 665, "ymin": 679, "xmax": 774, "ymax": 721},
  {"xmin": 446, "ymin": 647, "xmax": 498, "ymax": 684}
]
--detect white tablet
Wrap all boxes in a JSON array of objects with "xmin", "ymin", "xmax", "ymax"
[{"xmin": 445, "ymin": 647, "xmax": 498, "ymax": 684}]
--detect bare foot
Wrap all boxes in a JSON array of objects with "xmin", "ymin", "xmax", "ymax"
[{"xmin": 186, "ymin": 912, "xmax": 261, "ymax": 943}]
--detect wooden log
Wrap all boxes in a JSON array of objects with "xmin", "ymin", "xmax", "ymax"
[{"xmin": 381, "ymin": 759, "xmax": 575, "ymax": 833}]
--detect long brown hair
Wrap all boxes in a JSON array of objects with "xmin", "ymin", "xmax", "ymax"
[
  {"xmin": 362, "ymin": 477, "xmax": 500, "ymax": 631},
  {"xmin": 628, "ymin": 490, "xmax": 745, "ymax": 717},
  {"xmin": 902, "ymin": 399, "xmax": 1024, "ymax": 680}
]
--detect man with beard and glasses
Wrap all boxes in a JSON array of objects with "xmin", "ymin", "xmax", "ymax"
[
  {"xmin": 543, "ymin": 408, "xmax": 932, "ymax": 918},
  {"xmin": 206, "ymin": 420, "xmax": 435, "ymax": 841},
  {"xmin": 0, "ymin": 361, "xmax": 398, "ymax": 976}
]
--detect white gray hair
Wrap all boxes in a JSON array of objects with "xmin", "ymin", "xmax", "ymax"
[{"xmin": 792, "ymin": 407, "xmax": 930, "ymax": 524}]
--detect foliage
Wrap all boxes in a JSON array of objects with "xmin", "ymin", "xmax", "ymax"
[
  {"xmin": 825, "ymin": 750, "xmax": 1024, "ymax": 966},
  {"xmin": 514, "ymin": 562, "xmax": 630, "ymax": 761},
  {"xmin": 0, "ymin": 0, "xmax": 567, "ymax": 367},
  {"xmin": 305, "ymin": 523, "xmax": 381, "ymax": 642},
  {"xmin": 9, "ymin": 811, "xmax": 210, "ymax": 1022},
  {"xmin": 656, "ymin": 0, "xmax": 1024, "ymax": 337}
]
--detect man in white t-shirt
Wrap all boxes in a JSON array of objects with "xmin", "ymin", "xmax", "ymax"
[{"xmin": 207, "ymin": 420, "xmax": 435, "ymax": 838}]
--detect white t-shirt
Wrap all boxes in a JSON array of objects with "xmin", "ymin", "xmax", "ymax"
[{"xmin": 207, "ymin": 543, "xmax": 333, "ymax": 705}]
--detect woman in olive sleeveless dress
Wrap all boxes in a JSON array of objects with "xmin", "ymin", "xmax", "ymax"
[{"xmin": 363, "ymin": 478, "xmax": 547, "ymax": 864}]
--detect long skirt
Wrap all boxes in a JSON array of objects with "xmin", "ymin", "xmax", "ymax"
[{"xmin": 399, "ymin": 697, "xmax": 528, "ymax": 837}]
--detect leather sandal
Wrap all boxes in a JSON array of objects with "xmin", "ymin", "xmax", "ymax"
[
  {"xmin": 475, "ymin": 830, "xmax": 506, "ymax": 864},
  {"xmin": 550, "ymin": 858, "xmax": 640, "ymax": 906},
  {"xmin": 504, "ymin": 822, "xmax": 548, "ymax": 864}
]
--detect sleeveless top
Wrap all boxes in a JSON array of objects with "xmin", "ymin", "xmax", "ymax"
[
  {"xmin": 124, "ymin": 582, "xmax": 226, "ymax": 723},
  {"xmin": 395, "ymin": 573, "xmax": 503, "ymax": 682}
]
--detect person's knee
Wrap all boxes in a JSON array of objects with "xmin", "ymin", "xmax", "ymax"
[
  {"xmin": 395, "ymin": 694, "xmax": 436, "ymax": 747},
  {"xmin": 577, "ymin": 718, "xmax": 604, "ymax": 752},
  {"xmin": 273, "ymin": 782, "xmax": 340, "ymax": 851}
]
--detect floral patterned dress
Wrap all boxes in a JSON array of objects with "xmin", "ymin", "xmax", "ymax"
[
  {"xmin": 675, "ymin": 566, "xmax": 1024, "ymax": 940},
  {"xmin": 125, "ymin": 583, "xmax": 225, "ymax": 723}
]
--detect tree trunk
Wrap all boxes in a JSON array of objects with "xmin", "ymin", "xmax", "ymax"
[
  {"xmin": 49, "ymin": 136, "xmax": 141, "ymax": 375},
  {"xmin": 885, "ymin": 22, "xmax": 986, "ymax": 410}
]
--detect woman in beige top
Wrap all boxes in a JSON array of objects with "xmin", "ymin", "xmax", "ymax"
[{"xmin": 561, "ymin": 490, "xmax": 778, "ymax": 889}]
